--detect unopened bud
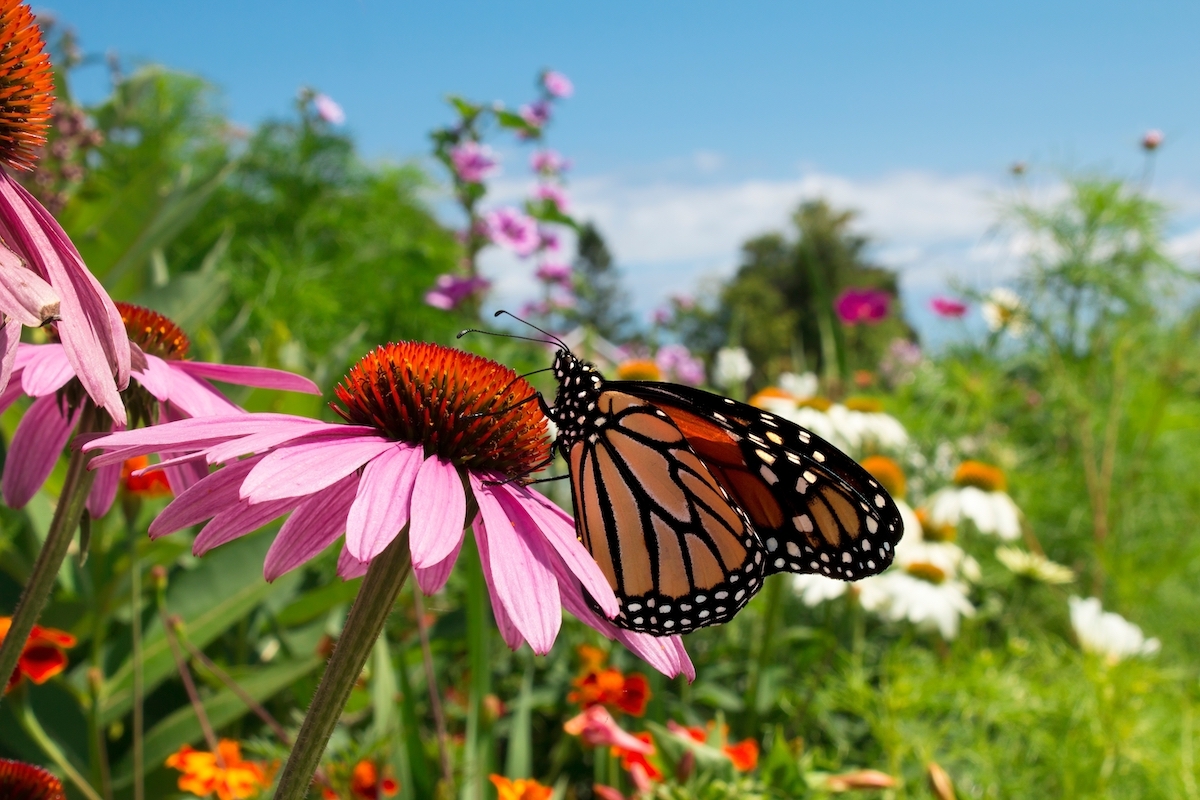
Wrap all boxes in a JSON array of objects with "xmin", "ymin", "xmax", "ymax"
[
  {"xmin": 675, "ymin": 750, "xmax": 695, "ymax": 782},
  {"xmin": 150, "ymin": 565, "xmax": 168, "ymax": 590},
  {"xmin": 928, "ymin": 762, "xmax": 956, "ymax": 800}
]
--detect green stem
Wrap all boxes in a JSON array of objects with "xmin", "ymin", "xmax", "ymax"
[
  {"xmin": 460, "ymin": 539, "xmax": 491, "ymax": 800},
  {"xmin": 274, "ymin": 527, "xmax": 412, "ymax": 800},
  {"xmin": 413, "ymin": 585, "xmax": 453, "ymax": 790},
  {"xmin": 0, "ymin": 408, "xmax": 99, "ymax": 711},
  {"xmin": 744, "ymin": 574, "xmax": 785, "ymax": 732},
  {"xmin": 13, "ymin": 692, "xmax": 105, "ymax": 800},
  {"xmin": 125, "ymin": 512, "xmax": 145, "ymax": 800}
]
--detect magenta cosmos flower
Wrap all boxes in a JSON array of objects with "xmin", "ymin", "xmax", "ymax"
[
  {"xmin": 83, "ymin": 342, "xmax": 694, "ymax": 677},
  {"xmin": 424, "ymin": 273, "xmax": 491, "ymax": 310},
  {"xmin": 0, "ymin": 4, "xmax": 130, "ymax": 423},
  {"xmin": 520, "ymin": 100, "xmax": 552, "ymax": 130},
  {"xmin": 534, "ymin": 261, "xmax": 572, "ymax": 287},
  {"xmin": 542, "ymin": 70, "xmax": 574, "ymax": 99},
  {"xmin": 929, "ymin": 295, "xmax": 968, "ymax": 318},
  {"xmin": 449, "ymin": 141, "xmax": 498, "ymax": 184},
  {"xmin": 484, "ymin": 207, "xmax": 541, "ymax": 256},
  {"xmin": 530, "ymin": 149, "xmax": 569, "ymax": 175},
  {"xmin": 1, "ymin": 302, "xmax": 318, "ymax": 518},
  {"xmin": 835, "ymin": 288, "xmax": 891, "ymax": 325}
]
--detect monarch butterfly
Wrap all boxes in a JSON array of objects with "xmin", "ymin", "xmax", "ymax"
[{"xmin": 542, "ymin": 346, "xmax": 905, "ymax": 637}]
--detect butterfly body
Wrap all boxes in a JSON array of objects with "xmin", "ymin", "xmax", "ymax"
[{"xmin": 545, "ymin": 348, "xmax": 903, "ymax": 636}]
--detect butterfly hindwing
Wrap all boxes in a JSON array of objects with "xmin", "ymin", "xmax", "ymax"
[
  {"xmin": 566, "ymin": 390, "xmax": 767, "ymax": 635},
  {"xmin": 609, "ymin": 381, "xmax": 904, "ymax": 581}
]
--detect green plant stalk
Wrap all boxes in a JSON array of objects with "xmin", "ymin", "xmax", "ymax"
[
  {"xmin": 274, "ymin": 528, "xmax": 412, "ymax": 800},
  {"xmin": 744, "ymin": 573, "xmax": 785, "ymax": 732},
  {"xmin": 13, "ymin": 692, "xmax": 105, "ymax": 800},
  {"xmin": 460, "ymin": 538, "xmax": 492, "ymax": 800},
  {"xmin": 0, "ymin": 412, "xmax": 98, "ymax": 712},
  {"xmin": 124, "ymin": 511, "xmax": 145, "ymax": 800},
  {"xmin": 413, "ymin": 584, "xmax": 454, "ymax": 789}
]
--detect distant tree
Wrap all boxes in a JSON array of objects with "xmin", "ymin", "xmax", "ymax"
[
  {"xmin": 715, "ymin": 199, "xmax": 913, "ymax": 384},
  {"xmin": 571, "ymin": 222, "xmax": 631, "ymax": 340}
]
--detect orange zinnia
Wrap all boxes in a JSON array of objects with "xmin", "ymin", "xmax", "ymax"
[
  {"xmin": 488, "ymin": 774, "xmax": 553, "ymax": 800},
  {"xmin": 121, "ymin": 455, "xmax": 172, "ymax": 497},
  {"xmin": 165, "ymin": 740, "xmax": 273, "ymax": 800},
  {"xmin": 568, "ymin": 644, "xmax": 650, "ymax": 716},
  {"xmin": 349, "ymin": 760, "xmax": 398, "ymax": 799},
  {"xmin": 667, "ymin": 720, "xmax": 759, "ymax": 771},
  {"xmin": 0, "ymin": 615, "xmax": 75, "ymax": 691}
]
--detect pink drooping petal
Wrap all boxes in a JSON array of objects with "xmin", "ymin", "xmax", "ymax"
[
  {"xmin": 193, "ymin": 496, "xmax": 302, "ymax": 556},
  {"xmin": 414, "ymin": 534, "xmax": 463, "ymax": 595},
  {"xmin": 509, "ymin": 483, "xmax": 618, "ymax": 618},
  {"xmin": 153, "ymin": 362, "xmax": 244, "ymax": 417},
  {"xmin": 175, "ymin": 361, "xmax": 321, "ymax": 395},
  {"xmin": 2, "ymin": 395, "xmax": 79, "ymax": 508},
  {"xmin": 0, "ymin": 175, "xmax": 129, "ymax": 424},
  {"xmin": 263, "ymin": 473, "xmax": 359, "ymax": 581},
  {"xmin": 408, "ymin": 456, "xmax": 467, "ymax": 569},
  {"xmin": 472, "ymin": 474, "xmax": 561, "ymax": 654},
  {"xmin": 337, "ymin": 545, "xmax": 370, "ymax": 579},
  {"xmin": 155, "ymin": 402, "xmax": 210, "ymax": 493},
  {"xmin": 20, "ymin": 344, "xmax": 74, "ymax": 396},
  {"xmin": 345, "ymin": 442, "xmax": 422, "ymax": 561},
  {"xmin": 203, "ymin": 423, "xmax": 362, "ymax": 466},
  {"xmin": 0, "ymin": 244, "xmax": 58, "ymax": 326},
  {"xmin": 240, "ymin": 436, "xmax": 393, "ymax": 504},
  {"xmin": 129, "ymin": 353, "xmax": 174, "ymax": 404},
  {"xmin": 87, "ymin": 460, "xmax": 121, "ymax": 518},
  {"xmin": 0, "ymin": 318, "xmax": 19, "ymax": 395},
  {"xmin": 472, "ymin": 514, "xmax": 525, "ymax": 650},
  {"xmin": 563, "ymin": 706, "xmax": 654, "ymax": 753},
  {"xmin": 149, "ymin": 456, "xmax": 266, "ymax": 538}
]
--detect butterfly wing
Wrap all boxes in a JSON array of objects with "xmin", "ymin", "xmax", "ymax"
[
  {"xmin": 568, "ymin": 389, "xmax": 767, "ymax": 635},
  {"xmin": 610, "ymin": 381, "xmax": 904, "ymax": 581}
]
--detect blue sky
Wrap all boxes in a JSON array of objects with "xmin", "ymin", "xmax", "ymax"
[{"xmin": 46, "ymin": 1, "xmax": 1200, "ymax": 339}]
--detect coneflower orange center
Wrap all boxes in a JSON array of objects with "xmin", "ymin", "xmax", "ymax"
[
  {"xmin": 333, "ymin": 342, "xmax": 550, "ymax": 479},
  {"xmin": 0, "ymin": 1, "xmax": 54, "ymax": 171},
  {"xmin": 0, "ymin": 757, "xmax": 65, "ymax": 800},
  {"xmin": 116, "ymin": 302, "xmax": 190, "ymax": 360}
]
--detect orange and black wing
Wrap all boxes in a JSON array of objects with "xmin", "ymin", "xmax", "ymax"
[
  {"xmin": 611, "ymin": 381, "xmax": 904, "ymax": 581},
  {"xmin": 568, "ymin": 390, "xmax": 767, "ymax": 635}
]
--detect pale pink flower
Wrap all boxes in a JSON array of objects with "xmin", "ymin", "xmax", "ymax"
[
  {"xmin": 484, "ymin": 207, "xmax": 540, "ymax": 256},
  {"xmin": 424, "ymin": 274, "xmax": 490, "ymax": 310},
  {"xmin": 534, "ymin": 262, "xmax": 572, "ymax": 287},
  {"xmin": 563, "ymin": 706, "xmax": 653, "ymax": 753},
  {"xmin": 520, "ymin": 100, "xmax": 552, "ymax": 130},
  {"xmin": 655, "ymin": 344, "xmax": 705, "ymax": 386},
  {"xmin": 1142, "ymin": 129, "xmax": 1164, "ymax": 151},
  {"xmin": 539, "ymin": 229, "xmax": 561, "ymax": 253},
  {"xmin": 652, "ymin": 307, "xmax": 671, "ymax": 326},
  {"xmin": 449, "ymin": 141, "xmax": 498, "ymax": 184},
  {"xmin": 930, "ymin": 296, "xmax": 968, "ymax": 318},
  {"xmin": 530, "ymin": 149, "xmax": 570, "ymax": 174},
  {"xmin": 835, "ymin": 288, "xmax": 891, "ymax": 325},
  {"xmin": 82, "ymin": 343, "xmax": 694, "ymax": 677},
  {"xmin": 542, "ymin": 71, "xmax": 574, "ymax": 99},
  {"xmin": 534, "ymin": 183, "xmax": 570, "ymax": 214},
  {"xmin": 313, "ymin": 93, "xmax": 345, "ymax": 125},
  {"xmin": 2, "ymin": 302, "xmax": 317, "ymax": 517}
]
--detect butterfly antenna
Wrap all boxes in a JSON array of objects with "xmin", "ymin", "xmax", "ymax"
[
  {"xmin": 492, "ymin": 309, "xmax": 570, "ymax": 350},
  {"xmin": 457, "ymin": 328, "xmax": 561, "ymax": 348}
]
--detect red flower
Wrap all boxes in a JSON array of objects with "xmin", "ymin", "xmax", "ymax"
[
  {"xmin": 568, "ymin": 644, "xmax": 651, "ymax": 716},
  {"xmin": 121, "ymin": 455, "xmax": 172, "ymax": 497},
  {"xmin": 611, "ymin": 732, "xmax": 663, "ymax": 784},
  {"xmin": 0, "ymin": 616, "xmax": 75, "ymax": 691}
]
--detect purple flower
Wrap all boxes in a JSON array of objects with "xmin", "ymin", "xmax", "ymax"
[
  {"xmin": 519, "ymin": 299, "xmax": 550, "ymax": 318},
  {"xmin": 313, "ymin": 94, "xmax": 345, "ymax": 125},
  {"xmin": 835, "ymin": 288, "xmax": 891, "ymax": 326},
  {"xmin": 670, "ymin": 294, "xmax": 695, "ymax": 311},
  {"xmin": 652, "ymin": 307, "xmax": 672, "ymax": 326},
  {"xmin": 424, "ymin": 274, "xmax": 490, "ymax": 310},
  {"xmin": 655, "ymin": 344, "xmax": 705, "ymax": 386},
  {"xmin": 520, "ymin": 100, "xmax": 552, "ymax": 130},
  {"xmin": 530, "ymin": 150, "xmax": 570, "ymax": 174},
  {"xmin": 542, "ymin": 71, "xmax": 574, "ymax": 99},
  {"xmin": 535, "ymin": 262, "xmax": 573, "ymax": 287},
  {"xmin": 1142, "ymin": 129, "xmax": 1164, "ymax": 151},
  {"xmin": 1, "ymin": 302, "xmax": 318, "ymax": 517},
  {"xmin": 534, "ymin": 183, "xmax": 570, "ymax": 214},
  {"xmin": 0, "ymin": 172, "xmax": 131, "ymax": 424},
  {"xmin": 930, "ymin": 296, "xmax": 968, "ymax": 318},
  {"xmin": 539, "ymin": 229, "xmax": 561, "ymax": 253},
  {"xmin": 484, "ymin": 207, "xmax": 540, "ymax": 257},
  {"xmin": 449, "ymin": 141, "xmax": 498, "ymax": 184},
  {"xmin": 82, "ymin": 343, "xmax": 693, "ymax": 677}
]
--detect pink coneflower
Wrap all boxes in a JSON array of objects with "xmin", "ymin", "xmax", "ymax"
[
  {"xmin": 484, "ymin": 207, "xmax": 540, "ymax": 256},
  {"xmin": 534, "ymin": 261, "xmax": 572, "ymax": 287},
  {"xmin": 0, "ymin": 2, "xmax": 130, "ymax": 423},
  {"xmin": 1, "ymin": 302, "xmax": 318, "ymax": 517},
  {"xmin": 313, "ymin": 93, "xmax": 345, "ymax": 125},
  {"xmin": 530, "ymin": 149, "xmax": 570, "ymax": 175},
  {"xmin": 449, "ymin": 141, "xmax": 498, "ymax": 184},
  {"xmin": 424, "ymin": 273, "xmax": 490, "ymax": 310},
  {"xmin": 534, "ymin": 183, "xmax": 570, "ymax": 214},
  {"xmin": 835, "ymin": 288, "xmax": 891, "ymax": 325},
  {"xmin": 83, "ymin": 342, "xmax": 693, "ymax": 677},
  {"xmin": 929, "ymin": 296, "xmax": 968, "ymax": 318},
  {"xmin": 542, "ymin": 70, "xmax": 574, "ymax": 99}
]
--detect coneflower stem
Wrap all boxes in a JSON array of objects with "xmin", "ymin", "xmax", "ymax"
[
  {"xmin": 160, "ymin": 610, "xmax": 225, "ymax": 767},
  {"xmin": 123, "ymin": 511, "xmax": 145, "ymax": 800},
  {"xmin": 274, "ymin": 528, "xmax": 412, "ymax": 800},
  {"xmin": 0, "ymin": 409, "xmax": 99, "ymax": 712}
]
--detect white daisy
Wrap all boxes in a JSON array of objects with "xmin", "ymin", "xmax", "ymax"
[
  {"xmin": 874, "ymin": 572, "xmax": 975, "ymax": 639},
  {"xmin": 981, "ymin": 287, "xmax": 1029, "ymax": 335},
  {"xmin": 926, "ymin": 461, "xmax": 1022, "ymax": 541},
  {"xmin": 712, "ymin": 346, "xmax": 752, "ymax": 389},
  {"xmin": 826, "ymin": 401, "xmax": 909, "ymax": 454},
  {"xmin": 996, "ymin": 546, "xmax": 1074, "ymax": 584},
  {"xmin": 1068, "ymin": 597, "xmax": 1160, "ymax": 663},
  {"xmin": 779, "ymin": 371, "xmax": 818, "ymax": 401}
]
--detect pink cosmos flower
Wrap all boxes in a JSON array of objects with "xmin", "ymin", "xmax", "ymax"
[
  {"xmin": 449, "ymin": 141, "xmax": 498, "ymax": 184},
  {"xmin": 530, "ymin": 150, "xmax": 570, "ymax": 174},
  {"xmin": 539, "ymin": 229, "xmax": 561, "ymax": 253},
  {"xmin": 655, "ymin": 344, "xmax": 705, "ymax": 387},
  {"xmin": 930, "ymin": 296, "xmax": 968, "ymax": 318},
  {"xmin": 424, "ymin": 274, "xmax": 490, "ymax": 310},
  {"xmin": 1, "ymin": 302, "xmax": 318, "ymax": 518},
  {"xmin": 651, "ymin": 308, "xmax": 672, "ymax": 326},
  {"xmin": 534, "ymin": 262, "xmax": 573, "ymax": 287},
  {"xmin": 1142, "ymin": 129, "xmax": 1164, "ymax": 151},
  {"xmin": 542, "ymin": 71, "xmax": 574, "ymax": 99},
  {"xmin": 484, "ymin": 207, "xmax": 540, "ymax": 256},
  {"xmin": 563, "ymin": 707, "xmax": 653, "ymax": 753},
  {"xmin": 534, "ymin": 183, "xmax": 570, "ymax": 214},
  {"xmin": 83, "ymin": 343, "xmax": 694, "ymax": 677},
  {"xmin": 520, "ymin": 100, "xmax": 552, "ymax": 130},
  {"xmin": 835, "ymin": 288, "xmax": 891, "ymax": 325},
  {"xmin": 313, "ymin": 94, "xmax": 346, "ymax": 125}
]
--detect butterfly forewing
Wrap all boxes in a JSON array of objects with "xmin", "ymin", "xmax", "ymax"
[
  {"xmin": 565, "ymin": 390, "xmax": 766, "ymax": 635},
  {"xmin": 609, "ymin": 382, "xmax": 904, "ymax": 581}
]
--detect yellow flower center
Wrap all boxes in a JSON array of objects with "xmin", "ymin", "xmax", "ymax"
[
  {"xmin": 845, "ymin": 396, "xmax": 883, "ymax": 413},
  {"xmin": 952, "ymin": 460, "xmax": 1007, "ymax": 492},
  {"xmin": 615, "ymin": 359, "xmax": 661, "ymax": 381},
  {"xmin": 861, "ymin": 455, "xmax": 905, "ymax": 499},
  {"xmin": 906, "ymin": 561, "xmax": 947, "ymax": 584}
]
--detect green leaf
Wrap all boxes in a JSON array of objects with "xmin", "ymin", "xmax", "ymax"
[
  {"xmin": 274, "ymin": 576, "xmax": 362, "ymax": 628},
  {"xmin": 110, "ymin": 656, "xmax": 321, "ymax": 788},
  {"xmin": 504, "ymin": 662, "xmax": 534, "ymax": 779},
  {"xmin": 101, "ymin": 531, "xmax": 301, "ymax": 723},
  {"xmin": 644, "ymin": 721, "xmax": 735, "ymax": 783}
]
